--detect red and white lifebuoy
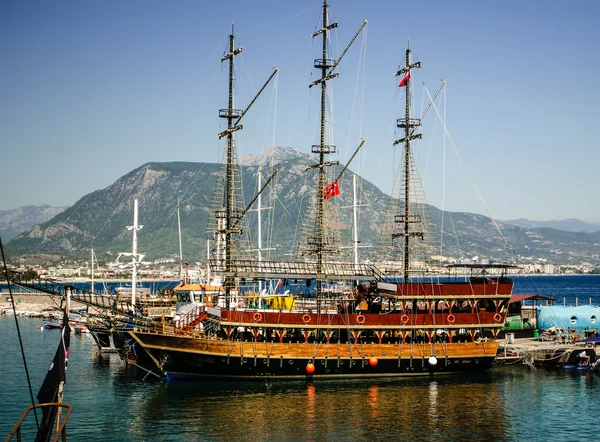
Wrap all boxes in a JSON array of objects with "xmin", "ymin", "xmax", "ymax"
[
  {"xmin": 494, "ymin": 313, "xmax": 503, "ymax": 323},
  {"xmin": 356, "ymin": 314, "xmax": 366, "ymax": 325},
  {"xmin": 302, "ymin": 314, "xmax": 311, "ymax": 324},
  {"xmin": 401, "ymin": 314, "xmax": 410, "ymax": 324},
  {"xmin": 447, "ymin": 314, "xmax": 455, "ymax": 324},
  {"xmin": 253, "ymin": 312, "xmax": 263, "ymax": 323}
]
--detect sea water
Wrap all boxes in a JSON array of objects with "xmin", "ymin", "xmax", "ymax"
[{"xmin": 2, "ymin": 275, "xmax": 600, "ymax": 441}]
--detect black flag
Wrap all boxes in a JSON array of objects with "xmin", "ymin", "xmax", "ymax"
[{"xmin": 35, "ymin": 306, "xmax": 71, "ymax": 442}]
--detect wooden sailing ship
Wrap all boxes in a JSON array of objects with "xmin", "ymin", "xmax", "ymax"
[{"xmin": 127, "ymin": 1, "xmax": 515, "ymax": 380}]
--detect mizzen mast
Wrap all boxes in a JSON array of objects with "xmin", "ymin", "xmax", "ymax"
[{"xmin": 393, "ymin": 47, "xmax": 422, "ymax": 281}]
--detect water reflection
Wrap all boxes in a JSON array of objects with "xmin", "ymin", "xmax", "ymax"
[
  {"xmin": 121, "ymin": 374, "xmax": 507, "ymax": 441},
  {"xmin": 7, "ymin": 319, "xmax": 600, "ymax": 442}
]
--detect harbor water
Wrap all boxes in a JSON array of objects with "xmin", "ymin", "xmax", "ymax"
[{"xmin": 2, "ymin": 275, "xmax": 600, "ymax": 441}]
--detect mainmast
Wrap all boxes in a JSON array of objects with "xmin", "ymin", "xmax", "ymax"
[
  {"xmin": 304, "ymin": 1, "xmax": 367, "ymax": 277},
  {"xmin": 312, "ymin": 1, "xmax": 337, "ymax": 277}
]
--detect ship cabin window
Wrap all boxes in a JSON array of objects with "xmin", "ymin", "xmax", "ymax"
[
  {"xmin": 435, "ymin": 300, "xmax": 449, "ymax": 313},
  {"xmin": 456, "ymin": 328, "xmax": 470, "ymax": 343},
  {"xmin": 177, "ymin": 292, "xmax": 191, "ymax": 303},
  {"xmin": 479, "ymin": 299, "xmax": 495, "ymax": 312},
  {"xmin": 457, "ymin": 300, "xmax": 470, "ymax": 313},
  {"xmin": 591, "ymin": 316, "xmax": 597, "ymax": 324},
  {"xmin": 482, "ymin": 329, "xmax": 494, "ymax": 340},
  {"xmin": 570, "ymin": 316, "xmax": 578, "ymax": 325},
  {"xmin": 433, "ymin": 330, "xmax": 449, "ymax": 343}
]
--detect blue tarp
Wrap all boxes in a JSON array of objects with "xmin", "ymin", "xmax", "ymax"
[
  {"xmin": 581, "ymin": 336, "xmax": 600, "ymax": 343},
  {"xmin": 537, "ymin": 305, "xmax": 600, "ymax": 332}
]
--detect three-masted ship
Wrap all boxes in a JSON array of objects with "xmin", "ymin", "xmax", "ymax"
[{"xmin": 128, "ymin": 1, "xmax": 515, "ymax": 380}]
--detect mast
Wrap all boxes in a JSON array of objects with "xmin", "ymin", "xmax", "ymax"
[
  {"xmin": 249, "ymin": 172, "xmax": 275, "ymax": 292},
  {"xmin": 315, "ymin": 1, "xmax": 331, "ymax": 278},
  {"xmin": 352, "ymin": 175, "xmax": 359, "ymax": 266},
  {"xmin": 217, "ymin": 24, "xmax": 242, "ymax": 308},
  {"xmin": 222, "ymin": 27, "xmax": 241, "ymax": 308},
  {"xmin": 206, "ymin": 239, "xmax": 211, "ymax": 283},
  {"xmin": 393, "ymin": 46, "xmax": 422, "ymax": 281},
  {"xmin": 90, "ymin": 249, "xmax": 94, "ymax": 294},
  {"xmin": 128, "ymin": 199, "xmax": 142, "ymax": 307},
  {"xmin": 215, "ymin": 25, "xmax": 278, "ymax": 308},
  {"xmin": 177, "ymin": 197, "xmax": 184, "ymax": 281},
  {"xmin": 305, "ymin": 0, "xmax": 366, "ymax": 280}
]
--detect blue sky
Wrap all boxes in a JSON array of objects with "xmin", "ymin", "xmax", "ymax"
[{"xmin": 1, "ymin": 0, "xmax": 598, "ymax": 222}]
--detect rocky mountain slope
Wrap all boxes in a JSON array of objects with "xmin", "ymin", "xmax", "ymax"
[
  {"xmin": 0, "ymin": 205, "xmax": 67, "ymax": 242},
  {"xmin": 502, "ymin": 218, "xmax": 600, "ymax": 233},
  {"xmin": 7, "ymin": 147, "xmax": 600, "ymax": 265}
]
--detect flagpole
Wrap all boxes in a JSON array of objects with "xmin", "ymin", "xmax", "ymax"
[{"xmin": 56, "ymin": 286, "xmax": 70, "ymax": 435}]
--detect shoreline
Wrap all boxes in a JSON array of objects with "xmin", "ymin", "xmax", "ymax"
[{"xmin": 1, "ymin": 293, "xmax": 86, "ymax": 316}]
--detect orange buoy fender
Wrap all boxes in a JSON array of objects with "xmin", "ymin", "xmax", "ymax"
[
  {"xmin": 369, "ymin": 357, "xmax": 378, "ymax": 367},
  {"xmin": 306, "ymin": 363, "xmax": 315, "ymax": 374}
]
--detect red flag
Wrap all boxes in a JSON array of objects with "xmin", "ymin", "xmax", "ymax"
[
  {"xmin": 398, "ymin": 70, "xmax": 410, "ymax": 87},
  {"xmin": 323, "ymin": 180, "xmax": 340, "ymax": 200}
]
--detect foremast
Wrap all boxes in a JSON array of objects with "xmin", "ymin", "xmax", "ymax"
[
  {"xmin": 211, "ymin": 25, "xmax": 278, "ymax": 308},
  {"xmin": 219, "ymin": 29, "xmax": 243, "ymax": 306}
]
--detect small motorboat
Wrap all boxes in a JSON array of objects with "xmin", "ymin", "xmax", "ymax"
[
  {"xmin": 74, "ymin": 326, "xmax": 89, "ymax": 334},
  {"xmin": 43, "ymin": 320, "xmax": 63, "ymax": 329}
]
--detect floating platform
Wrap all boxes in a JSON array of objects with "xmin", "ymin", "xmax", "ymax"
[{"xmin": 496, "ymin": 336, "xmax": 597, "ymax": 367}]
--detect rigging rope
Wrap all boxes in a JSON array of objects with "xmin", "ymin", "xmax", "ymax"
[
  {"xmin": 1, "ymin": 237, "xmax": 41, "ymax": 431},
  {"xmin": 424, "ymin": 86, "xmax": 513, "ymax": 256}
]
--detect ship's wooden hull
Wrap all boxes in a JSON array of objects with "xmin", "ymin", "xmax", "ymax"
[{"xmin": 128, "ymin": 331, "xmax": 498, "ymax": 380}]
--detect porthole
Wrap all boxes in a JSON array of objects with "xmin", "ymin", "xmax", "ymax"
[
  {"xmin": 591, "ymin": 316, "xmax": 597, "ymax": 324},
  {"xmin": 570, "ymin": 316, "xmax": 578, "ymax": 324}
]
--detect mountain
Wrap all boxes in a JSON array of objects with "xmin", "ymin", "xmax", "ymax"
[
  {"xmin": 7, "ymin": 148, "xmax": 600, "ymax": 266},
  {"xmin": 238, "ymin": 146, "xmax": 307, "ymax": 166},
  {"xmin": 502, "ymin": 218, "xmax": 600, "ymax": 233},
  {"xmin": 0, "ymin": 205, "xmax": 67, "ymax": 242}
]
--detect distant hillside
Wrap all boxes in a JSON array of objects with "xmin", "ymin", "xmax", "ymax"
[
  {"xmin": 7, "ymin": 147, "xmax": 600, "ymax": 265},
  {"xmin": 0, "ymin": 205, "xmax": 67, "ymax": 242},
  {"xmin": 503, "ymin": 218, "xmax": 600, "ymax": 233}
]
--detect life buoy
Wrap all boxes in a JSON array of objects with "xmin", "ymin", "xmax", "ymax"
[
  {"xmin": 401, "ymin": 314, "xmax": 410, "ymax": 324},
  {"xmin": 302, "ymin": 314, "xmax": 311, "ymax": 324},
  {"xmin": 253, "ymin": 312, "xmax": 263, "ymax": 322},
  {"xmin": 447, "ymin": 314, "xmax": 455, "ymax": 324},
  {"xmin": 356, "ymin": 314, "xmax": 365, "ymax": 325},
  {"xmin": 494, "ymin": 313, "xmax": 502, "ymax": 323}
]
